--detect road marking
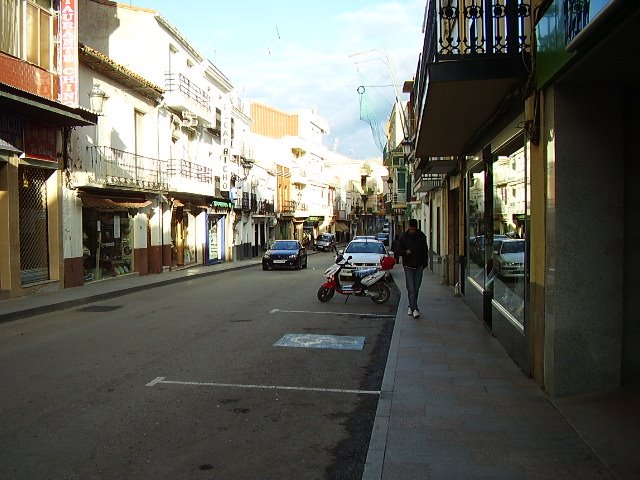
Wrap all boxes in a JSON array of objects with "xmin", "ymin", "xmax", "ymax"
[
  {"xmin": 270, "ymin": 308, "xmax": 394, "ymax": 318},
  {"xmin": 274, "ymin": 333, "xmax": 365, "ymax": 350},
  {"xmin": 146, "ymin": 377, "xmax": 380, "ymax": 395}
]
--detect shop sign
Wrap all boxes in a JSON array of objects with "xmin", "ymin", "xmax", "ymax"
[
  {"xmin": 24, "ymin": 122, "xmax": 57, "ymax": 162},
  {"xmin": 536, "ymin": 0, "xmax": 617, "ymax": 88},
  {"xmin": 58, "ymin": 0, "xmax": 79, "ymax": 106},
  {"xmin": 220, "ymin": 100, "xmax": 232, "ymax": 192},
  {"xmin": 0, "ymin": 113, "xmax": 23, "ymax": 151}
]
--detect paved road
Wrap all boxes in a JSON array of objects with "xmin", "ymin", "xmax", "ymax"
[{"xmin": 0, "ymin": 253, "xmax": 398, "ymax": 480}]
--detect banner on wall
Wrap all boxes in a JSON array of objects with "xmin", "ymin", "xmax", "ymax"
[{"xmin": 58, "ymin": 0, "xmax": 79, "ymax": 107}]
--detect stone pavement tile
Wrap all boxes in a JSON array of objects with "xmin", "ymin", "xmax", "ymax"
[
  {"xmin": 381, "ymin": 462, "xmax": 430, "ymax": 480},
  {"xmin": 471, "ymin": 444, "xmax": 615, "ymax": 480}
]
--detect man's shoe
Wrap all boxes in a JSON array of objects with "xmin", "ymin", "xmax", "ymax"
[
  {"xmin": 408, "ymin": 307, "xmax": 413, "ymax": 316},
  {"xmin": 412, "ymin": 310, "xmax": 420, "ymax": 318}
]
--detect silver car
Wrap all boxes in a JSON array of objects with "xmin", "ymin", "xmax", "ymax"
[{"xmin": 494, "ymin": 239, "xmax": 525, "ymax": 279}]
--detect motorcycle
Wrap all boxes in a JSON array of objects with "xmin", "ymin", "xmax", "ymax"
[{"xmin": 317, "ymin": 254, "xmax": 395, "ymax": 304}]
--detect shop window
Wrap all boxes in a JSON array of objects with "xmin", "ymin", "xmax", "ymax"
[
  {"xmin": 82, "ymin": 209, "xmax": 133, "ymax": 281},
  {"xmin": 491, "ymin": 147, "xmax": 529, "ymax": 327},
  {"xmin": 467, "ymin": 167, "xmax": 487, "ymax": 287}
]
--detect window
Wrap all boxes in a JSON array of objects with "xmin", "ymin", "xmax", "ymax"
[
  {"xmin": 1, "ymin": 0, "xmax": 53, "ymax": 70},
  {"xmin": 491, "ymin": 147, "xmax": 529, "ymax": 327},
  {"xmin": 0, "ymin": 0, "xmax": 22, "ymax": 57}
]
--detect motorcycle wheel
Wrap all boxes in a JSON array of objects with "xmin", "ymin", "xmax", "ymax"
[
  {"xmin": 370, "ymin": 282, "xmax": 391, "ymax": 304},
  {"xmin": 317, "ymin": 286, "xmax": 335, "ymax": 302}
]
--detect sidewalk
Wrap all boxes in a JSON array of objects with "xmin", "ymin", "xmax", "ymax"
[
  {"xmin": 363, "ymin": 268, "xmax": 640, "ymax": 480},
  {"xmin": 0, "ymin": 258, "xmax": 262, "ymax": 323}
]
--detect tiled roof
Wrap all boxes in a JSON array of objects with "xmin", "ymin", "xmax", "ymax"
[{"xmin": 79, "ymin": 43, "xmax": 164, "ymax": 100}]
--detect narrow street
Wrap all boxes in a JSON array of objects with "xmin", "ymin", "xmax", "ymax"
[{"xmin": 0, "ymin": 253, "xmax": 398, "ymax": 480}]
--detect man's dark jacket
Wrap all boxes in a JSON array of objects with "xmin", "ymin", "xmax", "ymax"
[{"xmin": 398, "ymin": 229, "xmax": 429, "ymax": 268}]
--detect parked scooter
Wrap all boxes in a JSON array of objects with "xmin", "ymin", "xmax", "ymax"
[{"xmin": 317, "ymin": 254, "xmax": 395, "ymax": 304}]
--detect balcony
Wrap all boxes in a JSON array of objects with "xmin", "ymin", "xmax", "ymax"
[
  {"xmin": 414, "ymin": 173, "xmax": 444, "ymax": 193},
  {"xmin": 257, "ymin": 200, "xmax": 275, "ymax": 216},
  {"xmin": 164, "ymin": 72, "xmax": 211, "ymax": 119},
  {"xmin": 74, "ymin": 146, "xmax": 167, "ymax": 191},
  {"xmin": 386, "ymin": 192, "xmax": 407, "ymax": 209},
  {"xmin": 413, "ymin": 0, "xmax": 532, "ymax": 158},
  {"xmin": 167, "ymin": 158, "xmax": 213, "ymax": 196},
  {"xmin": 279, "ymin": 200, "xmax": 308, "ymax": 216}
]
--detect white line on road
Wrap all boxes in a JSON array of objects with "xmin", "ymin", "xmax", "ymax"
[
  {"xmin": 145, "ymin": 377, "xmax": 380, "ymax": 395},
  {"xmin": 270, "ymin": 308, "xmax": 395, "ymax": 318}
]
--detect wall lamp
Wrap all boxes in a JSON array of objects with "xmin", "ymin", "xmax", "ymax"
[{"xmin": 88, "ymin": 83, "xmax": 108, "ymax": 115}]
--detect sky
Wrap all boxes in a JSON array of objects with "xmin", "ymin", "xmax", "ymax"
[{"xmin": 128, "ymin": 0, "xmax": 426, "ymax": 160}]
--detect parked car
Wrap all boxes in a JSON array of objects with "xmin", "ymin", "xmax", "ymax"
[
  {"xmin": 337, "ymin": 239, "xmax": 390, "ymax": 282},
  {"xmin": 262, "ymin": 240, "xmax": 308, "ymax": 270},
  {"xmin": 353, "ymin": 235, "xmax": 377, "ymax": 241},
  {"xmin": 314, "ymin": 233, "xmax": 336, "ymax": 251},
  {"xmin": 470, "ymin": 234, "xmax": 508, "ymax": 264},
  {"xmin": 494, "ymin": 239, "xmax": 525, "ymax": 279},
  {"xmin": 374, "ymin": 232, "xmax": 390, "ymax": 246}
]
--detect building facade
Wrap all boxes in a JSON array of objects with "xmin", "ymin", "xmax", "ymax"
[
  {"xmin": 1, "ymin": 0, "xmax": 97, "ymax": 299},
  {"xmin": 401, "ymin": 0, "xmax": 639, "ymax": 397}
]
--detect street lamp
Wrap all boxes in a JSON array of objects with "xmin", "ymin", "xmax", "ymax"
[
  {"xmin": 240, "ymin": 158, "xmax": 254, "ymax": 180},
  {"xmin": 400, "ymin": 138, "xmax": 412, "ymax": 165},
  {"xmin": 88, "ymin": 83, "xmax": 108, "ymax": 114}
]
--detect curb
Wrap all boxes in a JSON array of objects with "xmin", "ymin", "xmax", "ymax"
[{"xmin": 0, "ymin": 262, "xmax": 259, "ymax": 324}]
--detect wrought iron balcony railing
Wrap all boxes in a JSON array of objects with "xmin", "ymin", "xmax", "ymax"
[
  {"xmin": 165, "ymin": 72, "xmax": 211, "ymax": 111},
  {"xmin": 258, "ymin": 200, "xmax": 275, "ymax": 215},
  {"xmin": 414, "ymin": 173, "xmax": 444, "ymax": 193},
  {"xmin": 167, "ymin": 158, "xmax": 213, "ymax": 184},
  {"xmin": 86, "ymin": 146, "xmax": 167, "ymax": 191},
  {"xmin": 279, "ymin": 200, "xmax": 308, "ymax": 214}
]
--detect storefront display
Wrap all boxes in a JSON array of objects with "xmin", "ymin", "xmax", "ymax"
[{"xmin": 83, "ymin": 209, "xmax": 133, "ymax": 281}]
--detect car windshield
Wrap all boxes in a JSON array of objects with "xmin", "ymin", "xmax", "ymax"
[
  {"xmin": 345, "ymin": 242, "xmax": 386, "ymax": 254},
  {"xmin": 272, "ymin": 241, "xmax": 298, "ymax": 250},
  {"xmin": 318, "ymin": 235, "xmax": 333, "ymax": 241},
  {"xmin": 501, "ymin": 240, "xmax": 524, "ymax": 254}
]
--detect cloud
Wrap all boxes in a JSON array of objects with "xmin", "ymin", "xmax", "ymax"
[{"xmin": 195, "ymin": 1, "xmax": 425, "ymax": 159}]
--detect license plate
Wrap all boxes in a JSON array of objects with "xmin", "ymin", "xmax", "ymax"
[{"xmin": 274, "ymin": 260, "xmax": 286, "ymax": 264}]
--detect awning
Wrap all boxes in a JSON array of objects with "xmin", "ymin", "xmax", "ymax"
[
  {"xmin": 172, "ymin": 195, "xmax": 211, "ymax": 209},
  {"xmin": 1, "ymin": 82, "xmax": 97, "ymax": 127},
  {"xmin": 211, "ymin": 199, "xmax": 233, "ymax": 208},
  {"xmin": 78, "ymin": 191, "xmax": 151, "ymax": 209},
  {"xmin": 334, "ymin": 222, "xmax": 349, "ymax": 233},
  {"xmin": 0, "ymin": 138, "xmax": 23, "ymax": 155}
]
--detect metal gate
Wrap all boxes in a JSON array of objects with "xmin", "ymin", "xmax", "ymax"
[{"xmin": 19, "ymin": 166, "xmax": 50, "ymax": 285}]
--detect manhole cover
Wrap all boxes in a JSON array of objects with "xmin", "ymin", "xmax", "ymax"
[{"xmin": 77, "ymin": 305, "xmax": 123, "ymax": 312}]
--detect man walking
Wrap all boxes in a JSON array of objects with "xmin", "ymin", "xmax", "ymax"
[{"xmin": 398, "ymin": 219, "xmax": 429, "ymax": 318}]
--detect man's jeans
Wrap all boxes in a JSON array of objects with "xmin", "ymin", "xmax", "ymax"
[{"xmin": 404, "ymin": 266, "xmax": 424, "ymax": 312}]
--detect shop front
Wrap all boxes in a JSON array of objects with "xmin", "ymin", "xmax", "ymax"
[
  {"xmin": 206, "ymin": 200, "xmax": 232, "ymax": 265},
  {"xmin": 78, "ymin": 190, "xmax": 151, "ymax": 282},
  {"xmin": 464, "ymin": 121, "xmax": 530, "ymax": 373}
]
